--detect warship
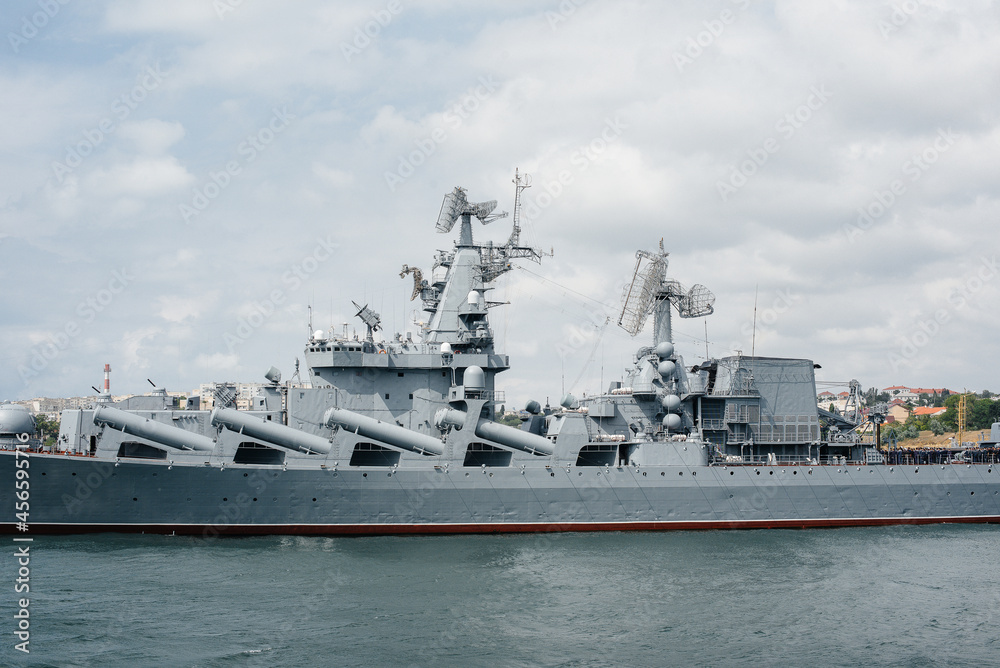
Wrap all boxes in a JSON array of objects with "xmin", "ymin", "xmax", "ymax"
[{"xmin": 4, "ymin": 173, "xmax": 1000, "ymax": 536}]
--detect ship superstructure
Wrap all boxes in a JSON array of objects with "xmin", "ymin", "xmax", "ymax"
[{"xmin": 3, "ymin": 174, "xmax": 999, "ymax": 535}]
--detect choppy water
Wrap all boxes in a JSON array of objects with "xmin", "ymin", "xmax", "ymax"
[{"xmin": 3, "ymin": 525, "xmax": 1000, "ymax": 667}]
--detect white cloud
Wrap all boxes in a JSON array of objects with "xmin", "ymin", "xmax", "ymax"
[
  {"xmin": 117, "ymin": 119, "xmax": 186, "ymax": 155},
  {"xmin": 2, "ymin": 0, "xmax": 999, "ymax": 404}
]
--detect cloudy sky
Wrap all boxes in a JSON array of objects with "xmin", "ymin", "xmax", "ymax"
[{"xmin": 2, "ymin": 0, "xmax": 998, "ymax": 408}]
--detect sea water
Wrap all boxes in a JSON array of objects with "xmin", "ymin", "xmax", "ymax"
[{"xmin": 3, "ymin": 525, "xmax": 999, "ymax": 667}]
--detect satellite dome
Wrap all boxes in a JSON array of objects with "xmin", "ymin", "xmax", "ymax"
[
  {"xmin": 655, "ymin": 342, "xmax": 674, "ymax": 359},
  {"xmin": 441, "ymin": 342, "xmax": 453, "ymax": 354},
  {"xmin": 661, "ymin": 394, "xmax": 681, "ymax": 412},
  {"xmin": 662, "ymin": 414, "xmax": 682, "ymax": 431},
  {"xmin": 657, "ymin": 360, "xmax": 676, "ymax": 377},
  {"xmin": 464, "ymin": 365, "xmax": 485, "ymax": 390},
  {"xmin": 0, "ymin": 404, "xmax": 35, "ymax": 435},
  {"xmin": 525, "ymin": 400, "xmax": 541, "ymax": 415},
  {"xmin": 313, "ymin": 329, "xmax": 325, "ymax": 341}
]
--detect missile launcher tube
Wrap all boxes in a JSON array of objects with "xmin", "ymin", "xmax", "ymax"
[
  {"xmin": 436, "ymin": 408, "xmax": 554, "ymax": 456},
  {"xmin": 211, "ymin": 408, "xmax": 332, "ymax": 455},
  {"xmin": 93, "ymin": 405, "xmax": 215, "ymax": 452},
  {"xmin": 323, "ymin": 407, "xmax": 444, "ymax": 456}
]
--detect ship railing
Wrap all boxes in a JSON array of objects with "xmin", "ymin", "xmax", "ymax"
[
  {"xmin": 712, "ymin": 453, "xmax": 824, "ymax": 466},
  {"xmin": 591, "ymin": 431, "xmax": 629, "ymax": 443},
  {"xmin": 454, "ymin": 389, "xmax": 506, "ymax": 403}
]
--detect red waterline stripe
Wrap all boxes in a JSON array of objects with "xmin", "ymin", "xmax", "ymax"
[{"xmin": 5, "ymin": 516, "xmax": 1000, "ymax": 536}]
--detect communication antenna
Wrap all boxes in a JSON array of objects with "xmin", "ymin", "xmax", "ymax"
[
  {"xmin": 510, "ymin": 168, "xmax": 532, "ymax": 246},
  {"xmin": 618, "ymin": 243, "xmax": 715, "ymax": 338},
  {"xmin": 751, "ymin": 284, "xmax": 758, "ymax": 359},
  {"xmin": 435, "ymin": 185, "xmax": 507, "ymax": 236},
  {"xmin": 351, "ymin": 300, "xmax": 382, "ymax": 340}
]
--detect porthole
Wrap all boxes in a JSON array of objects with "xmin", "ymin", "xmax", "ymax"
[
  {"xmin": 642, "ymin": 472, "xmax": 647, "ymax": 477},
  {"xmin": 550, "ymin": 472, "xmax": 555, "ymax": 477},
  {"xmin": 971, "ymin": 491, "xmax": 975, "ymax": 496},
  {"xmin": 755, "ymin": 471, "xmax": 760, "ymax": 476},
  {"xmin": 660, "ymin": 472, "xmax": 665, "ymax": 477},
  {"xmin": 72, "ymin": 472, "xmax": 76, "ymax": 476},
  {"xmin": 692, "ymin": 471, "xmax": 696, "ymax": 476},
  {"xmin": 793, "ymin": 471, "xmax": 798, "ymax": 475},
  {"xmin": 679, "ymin": 471, "xmax": 684, "ymax": 476},
  {"xmin": 729, "ymin": 494, "xmax": 734, "ymax": 498},
  {"xmin": 730, "ymin": 471, "xmax": 734, "ymax": 476},
  {"xmin": 253, "ymin": 498, "xmax": 257, "ymax": 502},
  {"xmin": 244, "ymin": 473, "xmax": 248, "ymax": 477},
  {"xmin": 387, "ymin": 473, "xmax": 392, "ymax": 477},
  {"xmin": 132, "ymin": 497, "xmax": 137, "ymax": 501},
  {"xmin": 223, "ymin": 497, "xmax": 228, "ymax": 501},
  {"xmin": 769, "ymin": 471, "xmax": 774, "ymax": 476},
  {"xmin": 363, "ymin": 473, "xmax": 368, "ymax": 478},
  {"xmin": 312, "ymin": 498, "xmax": 317, "ymax": 502}
]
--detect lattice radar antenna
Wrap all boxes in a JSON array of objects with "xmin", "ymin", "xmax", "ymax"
[
  {"xmin": 617, "ymin": 242, "xmax": 716, "ymax": 337},
  {"xmin": 435, "ymin": 186, "xmax": 507, "ymax": 233}
]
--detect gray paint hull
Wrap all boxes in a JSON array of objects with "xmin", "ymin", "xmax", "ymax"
[{"xmin": 5, "ymin": 452, "xmax": 999, "ymax": 536}]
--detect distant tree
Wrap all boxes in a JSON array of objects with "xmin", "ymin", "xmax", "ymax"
[
  {"xmin": 33, "ymin": 413, "xmax": 60, "ymax": 448},
  {"xmin": 929, "ymin": 419, "xmax": 945, "ymax": 436},
  {"xmin": 940, "ymin": 394, "xmax": 962, "ymax": 430},
  {"xmin": 496, "ymin": 412, "xmax": 522, "ymax": 427},
  {"xmin": 881, "ymin": 425, "xmax": 900, "ymax": 444},
  {"xmin": 970, "ymin": 398, "xmax": 1000, "ymax": 430},
  {"xmin": 902, "ymin": 424, "xmax": 920, "ymax": 440},
  {"xmin": 828, "ymin": 403, "xmax": 837, "ymax": 414}
]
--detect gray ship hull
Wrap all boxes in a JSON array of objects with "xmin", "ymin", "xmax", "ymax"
[{"xmin": 6, "ymin": 452, "xmax": 999, "ymax": 536}]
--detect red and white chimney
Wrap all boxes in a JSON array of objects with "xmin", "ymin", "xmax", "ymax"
[{"xmin": 104, "ymin": 363, "xmax": 111, "ymax": 394}]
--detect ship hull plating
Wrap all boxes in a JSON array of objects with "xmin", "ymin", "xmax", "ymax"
[{"xmin": 5, "ymin": 452, "xmax": 999, "ymax": 536}]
